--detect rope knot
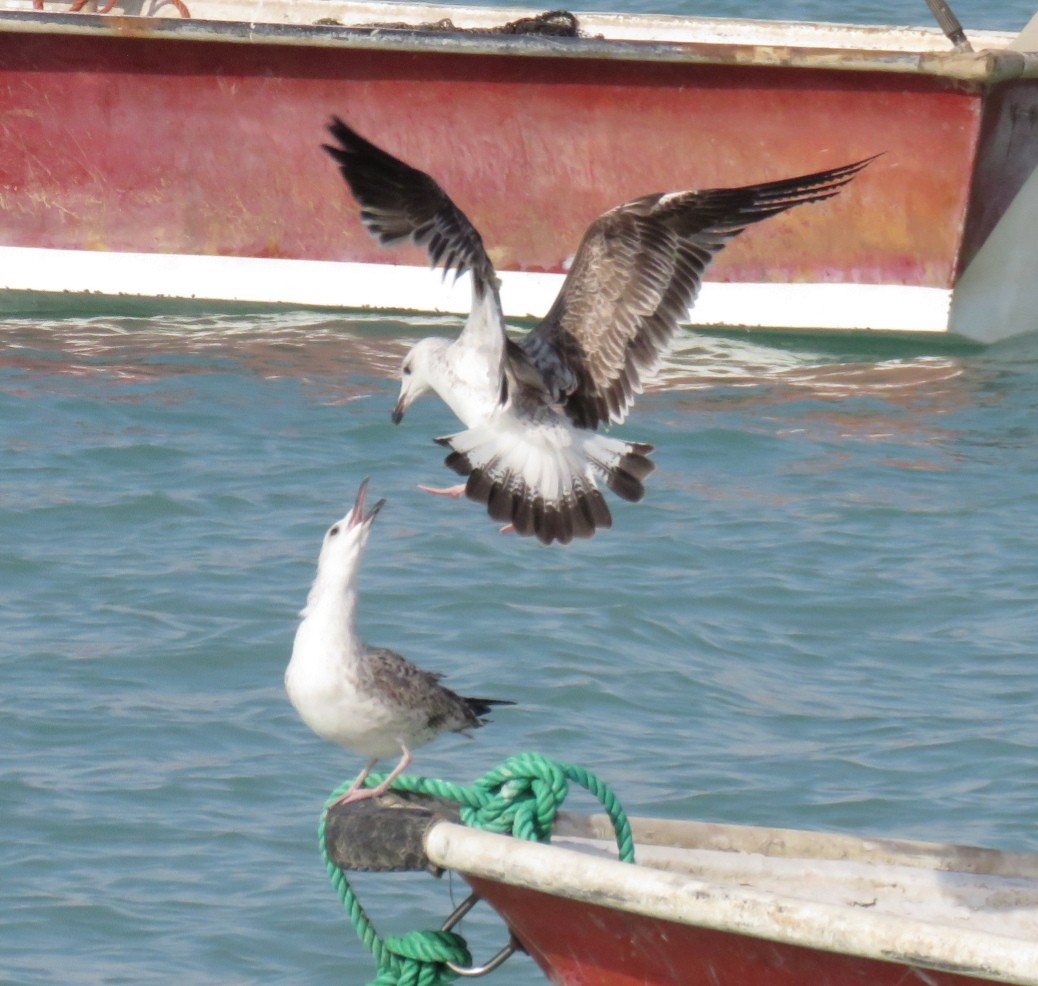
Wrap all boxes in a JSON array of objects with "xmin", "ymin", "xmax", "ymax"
[
  {"xmin": 461, "ymin": 752, "xmax": 569, "ymax": 843},
  {"xmin": 319, "ymin": 752, "xmax": 634, "ymax": 985},
  {"xmin": 374, "ymin": 930, "xmax": 471, "ymax": 986}
]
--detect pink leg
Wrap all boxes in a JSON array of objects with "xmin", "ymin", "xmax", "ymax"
[
  {"xmin": 362, "ymin": 744, "xmax": 413, "ymax": 799},
  {"xmin": 330, "ymin": 757, "xmax": 379, "ymax": 808},
  {"xmin": 417, "ymin": 483, "xmax": 467, "ymax": 498},
  {"xmin": 333, "ymin": 745, "xmax": 413, "ymax": 805},
  {"xmin": 417, "ymin": 482, "xmax": 515, "ymax": 534}
]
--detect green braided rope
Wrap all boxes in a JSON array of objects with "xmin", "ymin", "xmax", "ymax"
[
  {"xmin": 318, "ymin": 782, "xmax": 387, "ymax": 968},
  {"xmin": 318, "ymin": 782, "xmax": 470, "ymax": 984},
  {"xmin": 320, "ymin": 752, "xmax": 635, "ymax": 984},
  {"xmin": 362, "ymin": 752, "xmax": 636, "ymax": 862}
]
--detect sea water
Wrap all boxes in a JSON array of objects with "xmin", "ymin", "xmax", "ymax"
[
  {"xmin": 4, "ymin": 2, "xmax": 1038, "ymax": 982},
  {"xmin": 3, "ymin": 311, "xmax": 1037, "ymax": 984},
  {"xmin": 587, "ymin": 0, "xmax": 1035, "ymax": 30}
]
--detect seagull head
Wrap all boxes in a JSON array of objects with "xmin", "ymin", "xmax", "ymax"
[
  {"xmin": 391, "ymin": 338, "xmax": 447, "ymax": 424},
  {"xmin": 314, "ymin": 478, "xmax": 386, "ymax": 582}
]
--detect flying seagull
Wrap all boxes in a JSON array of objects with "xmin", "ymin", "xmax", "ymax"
[
  {"xmin": 323, "ymin": 117, "xmax": 874, "ymax": 545},
  {"xmin": 285, "ymin": 479, "xmax": 512, "ymax": 805}
]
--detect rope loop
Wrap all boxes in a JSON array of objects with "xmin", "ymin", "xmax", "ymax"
[
  {"xmin": 369, "ymin": 930, "xmax": 471, "ymax": 986},
  {"xmin": 320, "ymin": 752, "xmax": 634, "ymax": 983}
]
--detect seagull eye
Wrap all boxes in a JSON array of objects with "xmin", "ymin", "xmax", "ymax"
[
  {"xmin": 403, "ymin": 366, "xmax": 412, "ymax": 376},
  {"xmin": 328, "ymin": 525, "xmax": 340, "ymax": 537}
]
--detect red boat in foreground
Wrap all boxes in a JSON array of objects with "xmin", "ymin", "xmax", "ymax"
[
  {"xmin": 2, "ymin": 0, "xmax": 1038, "ymax": 341},
  {"xmin": 327, "ymin": 801, "xmax": 1038, "ymax": 985}
]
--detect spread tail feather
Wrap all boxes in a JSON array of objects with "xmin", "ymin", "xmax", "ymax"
[{"xmin": 435, "ymin": 412, "xmax": 655, "ymax": 545}]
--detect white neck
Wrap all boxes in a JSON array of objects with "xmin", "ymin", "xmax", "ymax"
[
  {"xmin": 297, "ymin": 555, "xmax": 363, "ymax": 657},
  {"xmin": 427, "ymin": 286, "xmax": 508, "ymax": 426}
]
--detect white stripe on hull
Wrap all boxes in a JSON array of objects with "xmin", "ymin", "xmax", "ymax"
[{"xmin": 0, "ymin": 246, "xmax": 952, "ymax": 335}]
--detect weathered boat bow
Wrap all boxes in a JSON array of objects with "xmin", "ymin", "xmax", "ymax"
[
  {"xmin": 327, "ymin": 794, "xmax": 1038, "ymax": 985},
  {"xmin": 2, "ymin": 0, "xmax": 1038, "ymax": 341}
]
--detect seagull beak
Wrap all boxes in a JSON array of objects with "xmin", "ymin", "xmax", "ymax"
[
  {"xmin": 391, "ymin": 395, "xmax": 407, "ymax": 426},
  {"xmin": 392, "ymin": 373, "xmax": 421, "ymax": 425},
  {"xmin": 348, "ymin": 478, "xmax": 385, "ymax": 529}
]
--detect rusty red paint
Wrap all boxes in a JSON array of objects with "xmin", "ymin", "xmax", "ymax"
[
  {"xmin": 0, "ymin": 32, "xmax": 998, "ymax": 289},
  {"xmin": 467, "ymin": 876, "xmax": 1011, "ymax": 986}
]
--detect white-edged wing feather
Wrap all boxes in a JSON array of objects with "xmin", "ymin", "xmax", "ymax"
[
  {"xmin": 436, "ymin": 402, "xmax": 654, "ymax": 545},
  {"xmin": 520, "ymin": 157, "xmax": 878, "ymax": 430},
  {"xmin": 324, "ymin": 116, "xmax": 498, "ymax": 295}
]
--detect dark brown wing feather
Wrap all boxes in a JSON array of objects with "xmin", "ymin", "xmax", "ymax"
[
  {"xmin": 323, "ymin": 116, "xmax": 497, "ymax": 294},
  {"xmin": 520, "ymin": 157, "xmax": 877, "ymax": 430},
  {"xmin": 360, "ymin": 646, "xmax": 513, "ymax": 733}
]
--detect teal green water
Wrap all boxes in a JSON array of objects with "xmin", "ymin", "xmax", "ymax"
[
  {"xmin": 3, "ymin": 7, "xmax": 1038, "ymax": 985},
  {"xmin": 2, "ymin": 310, "xmax": 1037, "ymax": 983}
]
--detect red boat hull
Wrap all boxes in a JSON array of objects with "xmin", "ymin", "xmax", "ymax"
[
  {"xmin": 468, "ymin": 876, "xmax": 1012, "ymax": 986},
  {"xmin": 0, "ymin": 34, "xmax": 976, "ymax": 281},
  {"xmin": 2, "ymin": 5, "xmax": 1038, "ymax": 339}
]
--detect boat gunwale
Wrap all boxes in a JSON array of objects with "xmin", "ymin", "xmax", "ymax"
[
  {"xmin": 555, "ymin": 810, "xmax": 1038, "ymax": 879},
  {"xmin": 1, "ymin": 7, "xmax": 1036, "ymax": 82},
  {"xmin": 424, "ymin": 818, "xmax": 1038, "ymax": 985}
]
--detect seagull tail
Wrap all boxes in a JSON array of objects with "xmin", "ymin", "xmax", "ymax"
[
  {"xmin": 465, "ymin": 696, "xmax": 517, "ymax": 720},
  {"xmin": 453, "ymin": 693, "xmax": 516, "ymax": 735},
  {"xmin": 434, "ymin": 414, "xmax": 655, "ymax": 546}
]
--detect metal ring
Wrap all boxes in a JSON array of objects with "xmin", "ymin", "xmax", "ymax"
[
  {"xmin": 441, "ymin": 892, "xmax": 520, "ymax": 977},
  {"xmin": 441, "ymin": 892, "xmax": 481, "ymax": 932}
]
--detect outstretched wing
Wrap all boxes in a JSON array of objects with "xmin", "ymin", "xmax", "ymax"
[
  {"xmin": 519, "ymin": 157, "xmax": 877, "ymax": 430},
  {"xmin": 323, "ymin": 116, "xmax": 498, "ymax": 296}
]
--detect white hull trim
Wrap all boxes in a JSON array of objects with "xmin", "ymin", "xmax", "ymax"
[{"xmin": 0, "ymin": 245, "xmax": 952, "ymax": 335}]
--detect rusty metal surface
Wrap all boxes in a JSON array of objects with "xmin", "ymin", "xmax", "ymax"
[
  {"xmin": 958, "ymin": 78, "xmax": 1038, "ymax": 276},
  {"xmin": 0, "ymin": 30, "xmax": 983, "ymax": 290}
]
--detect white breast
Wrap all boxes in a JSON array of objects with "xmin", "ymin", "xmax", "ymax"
[
  {"xmin": 440, "ymin": 347, "xmax": 502, "ymax": 427},
  {"xmin": 286, "ymin": 615, "xmax": 407, "ymax": 759}
]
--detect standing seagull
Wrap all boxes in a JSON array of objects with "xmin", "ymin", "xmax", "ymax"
[
  {"xmin": 285, "ymin": 479, "xmax": 512, "ymax": 805},
  {"xmin": 324, "ymin": 117, "xmax": 874, "ymax": 545}
]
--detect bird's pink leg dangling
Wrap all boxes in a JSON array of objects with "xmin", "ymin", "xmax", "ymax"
[
  {"xmin": 417, "ymin": 483, "xmax": 516, "ymax": 534},
  {"xmin": 416, "ymin": 483, "xmax": 467, "ymax": 498}
]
